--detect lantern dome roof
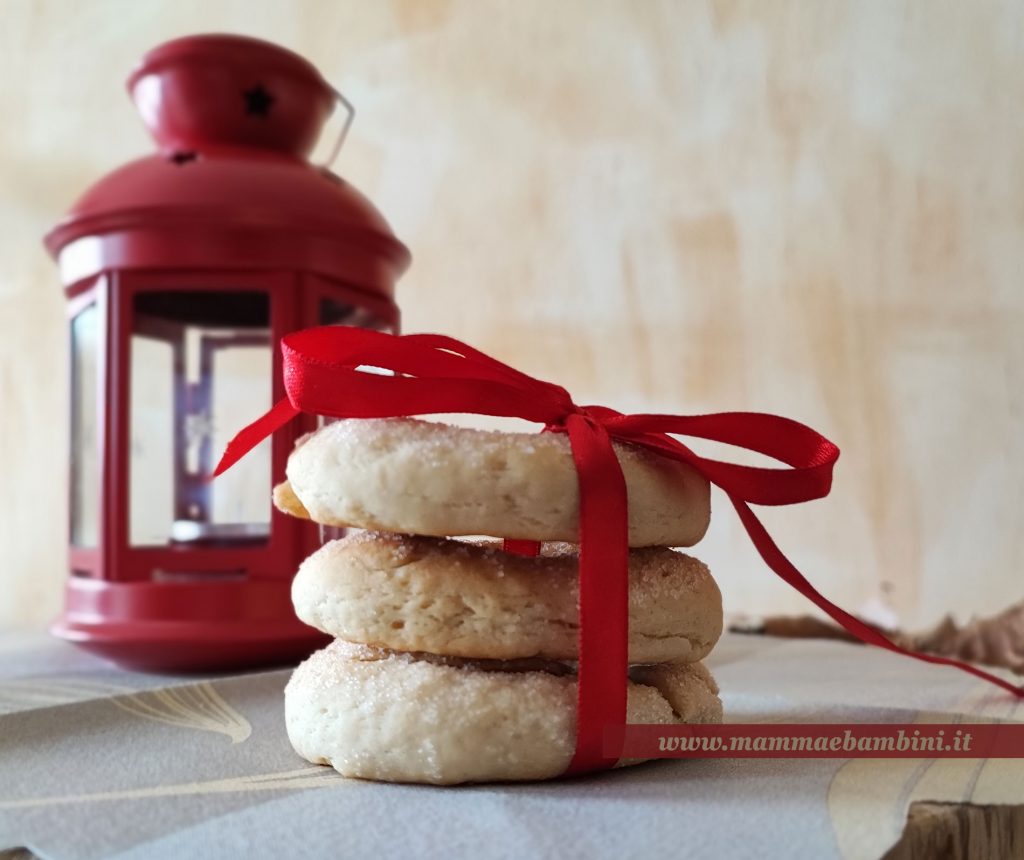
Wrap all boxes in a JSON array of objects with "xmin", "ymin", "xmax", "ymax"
[{"xmin": 44, "ymin": 148, "xmax": 408, "ymax": 264}]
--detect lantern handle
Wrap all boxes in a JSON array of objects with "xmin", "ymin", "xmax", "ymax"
[{"xmin": 321, "ymin": 87, "xmax": 355, "ymax": 170}]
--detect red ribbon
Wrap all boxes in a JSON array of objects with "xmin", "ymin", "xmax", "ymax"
[{"xmin": 215, "ymin": 326, "xmax": 1023, "ymax": 774}]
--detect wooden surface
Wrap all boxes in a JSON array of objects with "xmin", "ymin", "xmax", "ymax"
[
  {"xmin": 883, "ymin": 802, "xmax": 1024, "ymax": 860},
  {"xmin": 1, "ymin": 1, "xmax": 1023, "ymax": 631}
]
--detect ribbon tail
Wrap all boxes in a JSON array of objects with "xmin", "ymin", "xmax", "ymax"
[
  {"xmin": 731, "ymin": 496, "xmax": 1024, "ymax": 698},
  {"xmin": 212, "ymin": 399, "xmax": 301, "ymax": 477},
  {"xmin": 565, "ymin": 415, "xmax": 630, "ymax": 775}
]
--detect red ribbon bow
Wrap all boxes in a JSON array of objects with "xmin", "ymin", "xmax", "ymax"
[{"xmin": 215, "ymin": 326, "xmax": 1023, "ymax": 774}]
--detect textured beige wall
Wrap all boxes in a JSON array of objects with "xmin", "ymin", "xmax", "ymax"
[{"xmin": 1, "ymin": 0, "xmax": 1022, "ymax": 632}]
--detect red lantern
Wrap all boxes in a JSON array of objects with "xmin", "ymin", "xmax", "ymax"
[{"xmin": 44, "ymin": 34, "xmax": 410, "ymax": 671}]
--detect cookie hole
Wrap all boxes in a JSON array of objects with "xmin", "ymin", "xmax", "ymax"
[{"xmin": 390, "ymin": 620, "xmax": 405, "ymax": 630}]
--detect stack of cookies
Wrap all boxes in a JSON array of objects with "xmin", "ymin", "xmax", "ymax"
[{"xmin": 275, "ymin": 417, "xmax": 724, "ymax": 784}]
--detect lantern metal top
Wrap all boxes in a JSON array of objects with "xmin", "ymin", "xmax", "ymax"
[{"xmin": 44, "ymin": 34, "xmax": 410, "ymax": 298}]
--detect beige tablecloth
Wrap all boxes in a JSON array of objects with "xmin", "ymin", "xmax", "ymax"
[{"xmin": 1, "ymin": 632, "xmax": 1021, "ymax": 860}]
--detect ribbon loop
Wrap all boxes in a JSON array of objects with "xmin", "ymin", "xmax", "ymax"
[{"xmin": 609, "ymin": 412, "xmax": 839, "ymax": 469}]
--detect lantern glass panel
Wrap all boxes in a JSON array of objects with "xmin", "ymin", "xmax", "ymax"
[
  {"xmin": 70, "ymin": 304, "xmax": 100, "ymax": 548},
  {"xmin": 130, "ymin": 290, "xmax": 272, "ymax": 547}
]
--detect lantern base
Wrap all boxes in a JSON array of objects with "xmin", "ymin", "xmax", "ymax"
[{"xmin": 52, "ymin": 576, "xmax": 329, "ymax": 672}]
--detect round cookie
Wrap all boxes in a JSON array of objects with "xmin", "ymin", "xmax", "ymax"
[
  {"xmin": 284, "ymin": 640, "xmax": 723, "ymax": 784},
  {"xmin": 292, "ymin": 532, "xmax": 723, "ymax": 664},
  {"xmin": 279, "ymin": 417, "xmax": 711, "ymax": 546}
]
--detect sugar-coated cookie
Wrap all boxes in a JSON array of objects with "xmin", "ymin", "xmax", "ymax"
[
  {"xmin": 278, "ymin": 418, "xmax": 711, "ymax": 546},
  {"xmin": 292, "ymin": 532, "xmax": 723, "ymax": 663},
  {"xmin": 284, "ymin": 640, "xmax": 722, "ymax": 784}
]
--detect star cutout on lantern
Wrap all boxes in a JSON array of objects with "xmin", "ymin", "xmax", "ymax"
[{"xmin": 242, "ymin": 85, "xmax": 275, "ymax": 117}]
